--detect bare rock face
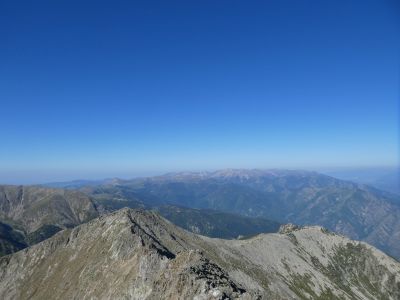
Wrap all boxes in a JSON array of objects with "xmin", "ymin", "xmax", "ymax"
[{"xmin": 1, "ymin": 208, "xmax": 400, "ymax": 300}]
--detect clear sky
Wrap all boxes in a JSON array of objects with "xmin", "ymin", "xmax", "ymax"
[{"xmin": 0, "ymin": 0, "xmax": 399, "ymax": 183}]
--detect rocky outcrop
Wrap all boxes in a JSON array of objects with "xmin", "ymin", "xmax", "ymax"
[
  {"xmin": 1, "ymin": 208, "xmax": 399, "ymax": 299},
  {"xmin": 278, "ymin": 223, "xmax": 300, "ymax": 234}
]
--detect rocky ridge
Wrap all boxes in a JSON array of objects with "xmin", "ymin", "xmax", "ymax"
[{"xmin": 1, "ymin": 208, "xmax": 399, "ymax": 299}]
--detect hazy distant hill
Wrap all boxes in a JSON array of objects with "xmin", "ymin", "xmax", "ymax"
[
  {"xmin": 43, "ymin": 178, "xmax": 127, "ymax": 189},
  {"xmin": 1, "ymin": 208, "xmax": 399, "ymax": 299},
  {"xmin": 323, "ymin": 167, "xmax": 400, "ymax": 195},
  {"xmin": 72, "ymin": 169, "xmax": 400, "ymax": 259}
]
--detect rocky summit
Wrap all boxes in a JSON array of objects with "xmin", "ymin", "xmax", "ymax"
[{"xmin": 0, "ymin": 208, "xmax": 399, "ymax": 300}]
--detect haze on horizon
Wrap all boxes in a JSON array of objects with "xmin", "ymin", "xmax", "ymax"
[{"xmin": 1, "ymin": 0, "xmax": 399, "ymax": 184}]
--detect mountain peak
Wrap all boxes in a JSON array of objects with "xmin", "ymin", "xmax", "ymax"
[
  {"xmin": 0, "ymin": 208, "xmax": 249, "ymax": 299},
  {"xmin": 1, "ymin": 208, "xmax": 399, "ymax": 299}
]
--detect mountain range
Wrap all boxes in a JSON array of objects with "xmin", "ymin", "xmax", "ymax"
[{"xmin": 61, "ymin": 169, "xmax": 400, "ymax": 259}]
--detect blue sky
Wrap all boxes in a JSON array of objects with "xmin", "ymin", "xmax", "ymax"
[{"xmin": 0, "ymin": 0, "xmax": 399, "ymax": 183}]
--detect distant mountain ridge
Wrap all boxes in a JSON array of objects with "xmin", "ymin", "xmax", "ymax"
[
  {"xmin": 42, "ymin": 178, "xmax": 125, "ymax": 189},
  {"xmin": 323, "ymin": 167, "xmax": 400, "ymax": 195},
  {"xmin": 63, "ymin": 169, "xmax": 400, "ymax": 259}
]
